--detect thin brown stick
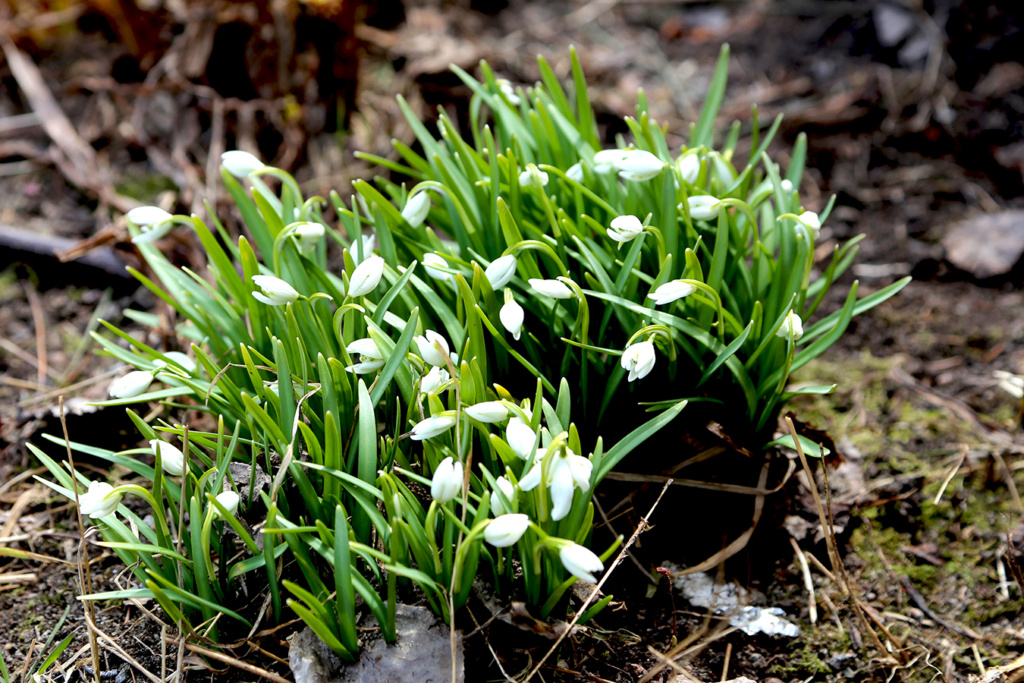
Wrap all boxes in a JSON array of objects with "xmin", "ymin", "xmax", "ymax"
[
  {"xmin": 522, "ymin": 478, "xmax": 674, "ymax": 683},
  {"xmin": 790, "ymin": 536, "xmax": 817, "ymax": 624},
  {"xmin": 23, "ymin": 281, "xmax": 48, "ymax": 386},
  {"xmin": 163, "ymin": 637, "xmax": 291, "ymax": 683},
  {"xmin": 61, "ymin": 395, "xmax": 102, "ymax": 683},
  {"xmin": 720, "ymin": 642, "xmax": 732, "ymax": 681}
]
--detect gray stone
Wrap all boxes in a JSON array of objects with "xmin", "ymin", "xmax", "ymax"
[
  {"xmin": 289, "ymin": 604, "xmax": 464, "ymax": 683},
  {"xmin": 942, "ymin": 210, "xmax": 1024, "ymax": 278}
]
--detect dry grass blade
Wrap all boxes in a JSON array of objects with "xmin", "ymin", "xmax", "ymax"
[
  {"xmin": 521, "ymin": 478, "xmax": 674, "ymax": 683},
  {"xmin": 162, "ymin": 637, "xmax": 291, "ymax": 683}
]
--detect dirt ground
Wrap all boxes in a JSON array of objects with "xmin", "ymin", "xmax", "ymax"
[{"xmin": 3, "ymin": 1, "xmax": 1024, "ymax": 681}]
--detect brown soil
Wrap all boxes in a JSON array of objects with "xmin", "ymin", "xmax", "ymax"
[{"xmin": 3, "ymin": 1, "xmax": 1024, "ymax": 681}]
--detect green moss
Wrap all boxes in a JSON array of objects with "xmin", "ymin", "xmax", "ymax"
[{"xmin": 115, "ymin": 173, "xmax": 178, "ymax": 202}]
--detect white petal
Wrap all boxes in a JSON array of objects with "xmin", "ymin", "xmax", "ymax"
[{"xmin": 221, "ymin": 150, "xmax": 265, "ymax": 178}]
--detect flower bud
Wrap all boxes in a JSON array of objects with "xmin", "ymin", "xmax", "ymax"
[
  {"xmin": 221, "ymin": 150, "xmax": 265, "ymax": 178},
  {"xmin": 252, "ymin": 275, "xmax": 299, "ymax": 306},
  {"xmin": 401, "ymin": 192, "xmax": 431, "ymax": 228},
  {"xmin": 484, "ymin": 513, "xmax": 529, "ymax": 547},
  {"xmin": 529, "ymin": 278, "xmax": 573, "ymax": 300},
  {"xmin": 558, "ymin": 542, "xmax": 604, "ymax": 583},
  {"xmin": 607, "ymin": 215, "xmax": 643, "ymax": 244},
  {"xmin": 677, "ymin": 154, "xmax": 700, "ymax": 184},
  {"xmin": 686, "ymin": 195, "xmax": 722, "ymax": 221},
  {"xmin": 79, "ymin": 481, "xmax": 122, "ymax": 519},
  {"xmin": 649, "ymin": 280, "xmax": 696, "ymax": 306},
  {"xmin": 109, "ymin": 370, "xmax": 154, "ymax": 399},
  {"xmin": 347, "ymin": 255, "xmax": 385, "ymax": 298},
  {"xmin": 430, "ymin": 456, "xmax": 463, "ymax": 503},
  {"xmin": 499, "ymin": 293, "xmax": 524, "ymax": 341},
  {"xmin": 414, "ymin": 330, "xmax": 450, "ymax": 367},
  {"xmin": 292, "ymin": 222, "xmax": 325, "ymax": 254},
  {"xmin": 485, "ymin": 255, "xmax": 517, "ymax": 290},
  {"xmin": 465, "ymin": 401, "xmax": 508, "ymax": 423},
  {"xmin": 489, "ymin": 477, "xmax": 517, "ymax": 513},
  {"xmin": 776, "ymin": 310, "xmax": 804, "ymax": 340},
  {"xmin": 215, "ymin": 491, "xmax": 240, "ymax": 518},
  {"xmin": 411, "ymin": 415, "xmax": 457, "ymax": 441},
  {"xmin": 150, "ymin": 439, "xmax": 185, "ymax": 476}
]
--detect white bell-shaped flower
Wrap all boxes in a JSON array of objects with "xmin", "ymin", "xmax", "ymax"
[
  {"xmin": 558, "ymin": 542, "xmax": 604, "ymax": 583},
  {"xmin": 505, "ymin": 417, "xmax": 536, "ymax": 460},
  {"xmin": 485, "ymin": 255, "xmax": 518, "ymax": 290},
  {"xmin": 678, "ymin": 154, "xmax": 701, "ymax": 184},
  {"xmin": 221, "ymin": 150, "xmax": 265, "ymax": 178},
  {"xmin": 401, "ymin": 192, "xmax": 431, "ymax": 228},
  {"xmin": 649, "ymin": 280, "xmax": 696, "ymax": 306},
  {"xmin": 497, "ymin": 80, "xmax": 521, "ymax": 106},
  {"xmin": 411, "ymin": 415, "xmax": 457, "ymax": 441},
  {"xmin": 499, "ymin": 293, "xmax": 525, "ymax": 341},
  {"xmin": 566, "ymin": 162, "xmax": 584, "ymax": 183},
  {"xmin": 414, "ymin": 330, "xmax": 450, "ymax": 367},
  {"xmin": 518, "ymin": 168, "xmax": 549, "ymax": 188},
  {"xmin": 423, "ymin": 253, "xmax": 452, "ymax": 282},
  {"xmin": 127, "ymin": 206, "xmax": 175, "ymax": 244},
  {"xmin": 346, "ymin": 337, "xmax": 386, "ymax": 375},
  {"xmin": 215, "ymin": 491, "xmax": 240, "ymax": 518},
  {"xmin": 489, "ymin": 477, "xmax": 517, "ymax": 513},
  {"xmin": 797, "ymin": 211, "xmax": 821, "ymax": 239},
  {"xmin": 776, "ymin": 310, "xmax": 804, "ymax": 340},
  {"xmin": 518, "ymin": 447, "xmax": 593, "ymax": 521},
  {"xmin": 108, "ymin": 370, "xmax": 154, "ymax": 398},
  {"xmin": 252, "ymin": 275, "xmax": 299, "ymax": 306},
  {"xmin": 615, "ymin": 149, "xmax": 666, "ymax": 181},
  {"xmin": 78, "ymin": 481, "xmax": 122, "ymax": 519},
  {"xmin": 420, "ymin": 366, "xmax": 450, "ymax": 395},
  {"xmin": 607, "ymin": 215, "xmax": 644, "ymax": 244},
  {"xmin": 292, "ymin": 222, "xmax": 325, "ymax": 254},
  {"xmin": 430, "ymin": 456, "xmax": 463, "ymax": 503},
  {"xmin": 464, "ymin": 401, "xmax": 508, "ymax": 423},
  {"xmin": 529, "ymin": 278, "xmax": 573, "ymax": 300},
  {"xmin": 150, "ymin": 439, "xmax": 184, "ymax": 476},
  {"xmin": 484, "ymin": 513, "xmax": 529, "ymax": 547},
  {"xmin": 347, "ymin": 255, "xmax": 385, "ymax": 298},
  {"xmin": 351, "ymin": 234, "xmax": 376, "ymax": 265},
  {"xmin": 157, "ymin": 351, "xmax": 195, "ymax": 372},
  {"xmin": 620, "ymin": 341, "xmax": 656, "ymax": 382},
  {"xmin": 686, "ymin": 195, "xmax": 722, "ymax": 220}
]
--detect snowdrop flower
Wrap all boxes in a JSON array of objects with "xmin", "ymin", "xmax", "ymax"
[
  {"xmin": 529, "ymin": 278, "xmax": 573, "ymax": 300},
  {"xmin": 411, "ymin": 415, "xmax": 457, "ymax": 441},
  {"xmin": 649, "ymin": 280, "xmax": 696, "ymax": 306},
  {"xmin": 423, "ymin": 253, "xmax": 452, "ymax": 282},
  {"xmin": 593, "ymin": 149, "xmax": 630, "ymax": 165},
  {"xmin": 497, "ymin": 79, "xmax": 521, "ymax": 106},
  {"xmin": 465, "ymin": 401, "xmax": 508, "ymax": 423},
  {"xmin": 157, "ymin": 351, "xmax": 195, "ymax": 372},
  {"xmin": 78, "ymin": 481, "xmax": 122, "ymax": 519},
  {"xmin": 345, "ymin": 338, "xmax": 385, "ymax": 374},
  {"xmin": 615, "ymin": 149, "xmax": 666, "ymax": 181},
  {"xmin": 109, "ymin": 370, "xmax": 153, "ymax": 399},
  {"xmin": 252, "ymin": 275, "xmax": 299, "ymax": 306},
  {"xmin": 127, "ymin": 206, "xmax": 174, "ymax": 244},
  {"xmin": 351, "ymin": 234, "xmax": 376, "ymax": 265},
  {"xmin": 686, "ymin": 195, "xmax": 722, "ymax": 220},
  {"xmin": 291, "ymin": 222, "xmax": 325, "ymax": 254},
  {"xmin": 781, "ymin": 179, "xmax": 794, "ymax": 194},
  {"xmin": 150, "ymin": 439, "xmax": 184, "ymax": 476},
  {"xmin": 401, "ymin": 192, "xmax": 431, "ymax": 228},
  {"xmin": 415, "ymin": 330, "xmax": 449, "ymax": 367},
  {"xmin": 559, "ymin": 542, "xmax": 604, "ymax": 583},
  {"xmin": 620, "ymin": 341, "xmax": 656, "ymax": 382},
  {"xmin": 519, "ymin": 447, "xmax": 593, "ymax": 521},
  {"xmin": 430, "ymin": 457, "xmax": 463, "ymax": 503},
  {"xmin": 420, "ymin": 366, "xmax": 449, "ymax": 395},
  {"xmin": 484, "ymin": 513, "xmax": 529, "ymax": 547},
  {"xmin": 777, "ymin": 310, "xmax": 804, "ymax": 340},
  {"xmin": 566, "ymin": 162, "xmax": 584, "ymax": 183},
  {"xmin": 500, "ymin": 292, "xmax": 524, "ymax": 340},
  {"xmin": 678, "ymin": 154, "xmax": 701, "ymax": 184},
  {"xmin": 489, "ymin": 477, "xmax": 517, "ymax": 514},
  {"xmin": 215, "ymin": 491, "xmax": 240, "ymax": 518},
  {"xmin": 607, "ymin": 215, "xmax": 644, "ymax": 245},
  {"xmin": 347, "ymin": 255, "xmax": 385, "ymax": 298},
  {"xmin": 505, "ymin": 417, "xmax": 536, "ymax": 459},
  {"xmin": 221, "ymin": 150, "xmax": 265, "ymax": 178},
  {"xmin": 797, "ymin": 211, "xmax": 821, "ymax": 239},
  {"xmin": 518, "ymin": 168, "xmax": 549, "ymax": 188},
  {"xmin": 486, "ymin": 255, "xmax": 518, "ymax": 290}
]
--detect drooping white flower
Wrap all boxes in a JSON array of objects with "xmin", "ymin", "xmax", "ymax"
[
  {"xmin": 607, "ymin": 215, "xmax": 644, "ymax": 244},
  {"xmin": 518, "ymin": 168, "xmax": 549, "ymax": 188},
  {"xmin": 414, "ymin": 330, "xmax": 450, "ymax": 367},
  {"xmin": 686, "ymin": 195, "xmax": 722, "ymax": 220},
  {"xmin": 505, "ymin": 417, "xmax": 536, "ymax": 460},
  {"xmin": 620, "ymin": 341, "xmax": 656, "ymax": 382},
  {"xmin": 347, "ymin": 255, "xmax": 385, "ymax": 298},
  {"xmin": 486, "ymin": 255, "xmax": 518, "ymax": 290},
  {"xmin": 127, "ymin": 206, "xmax": 175, "ymax": 244},
  {"xmin": 401, "ymin": 192, "xmax": 431, "ymax": 228},
  {"xmin": 649, "ymin": 280, "xmax": 696, "ymax": 306},
  {"xmin": 593, "ymin": 149, "xmax": 630, "ymax": 166},
  {"xmin": 615, "ymin": 149, "xmax": 666, "ymax": 181},
  {"xmin": 423, "ymin": 253, "xmax": 452, "ymax": 282},
  {"xmin": 346, "ymin": 359, "xmax": 385, "ymax": 375},
  {"xmin": 346, "ymin": 338, "xmax": 382, "ymax": 360},
  {"xmin": 420, "ymin": 366, "xmax": 450, "ymax": 395},
  {"xmin": 489, "ymin": 477, "xmax": 517, "ymax": 514},
  {"xmin": 797, "ymin": 211, "xmax": 821, "ymax": 239},
  {"xmin": 497, "ymin": 79, "xmax": 521, "ymax": 106},
  {"xmin": 484, "ymin": 513, "xmax": 529, "ymax": 547},
  {"xmin": 558, "ymin": 542, "xmax": 604, "ymax": 583},
  {"xmin": 252, "ymin": 275, "xmax": 299, "ymax": 306},
  {"xmin": 678, "ymin": 154, "xmax": 701, "ymax": 184},
  {"xmin": 108, "ymin": 370, "xmax": 154, "ymax": 399},
  {"xmin": 215, "ymin": 491, "xmax": 240, "ymax": 518},
  {"xmin": 411, "ymin": 415, "xmax": 457, "ymax": 441},
  {"xmin": 150, "ymin": 439, "xmax": 185, "ymax": 476},
  {"xmin": 781, "ymin": 179, "xmax": 795, "ymax": 194},
  {"xmin": 776, "ymin": 310, "xmax": 804, "ymax": 340},
  {"xmin": 351, "ymin": 234, "xmax": 376, "ymax": 265},
  {"xmin": 566, "ymin": 162, "xmax": 584, "ymax": 183},
  {"xmin": 221, "ymin": 150, "xmax": 265, "ymax": 178},
  {"xmin": 78, "ymin": 481, "xmax": 122, "ymax": 519},
  {"xmin": 500, "ymin": 294, "xmax": 525, "ymax": 341},
  {"xmin": 529, "ymin": 278, "xmax": 573, "ymax": 300},
  {"xmin": 430, "ymin": 456, "xmax": 463, "ymax": 503},
  {"xmin": 291, "ymin": 222, "xmax": 325, "ymax": 254},
  {"xmin": 465, "ymin": 401, "xmax": 508, "ymax": 423},
  {"xmin": 518, "ymin": 447, "xmax": 593, "ymax": 521}
]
